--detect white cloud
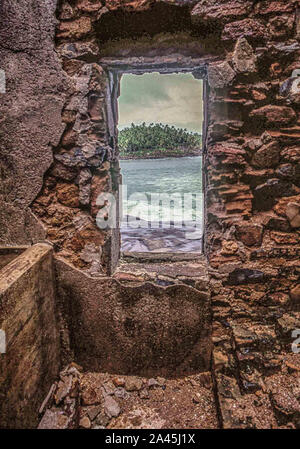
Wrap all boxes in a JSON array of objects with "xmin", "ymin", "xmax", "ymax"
[{"xmin": 118, "ymin": 73, "xmax": 203, "ymax": 133}]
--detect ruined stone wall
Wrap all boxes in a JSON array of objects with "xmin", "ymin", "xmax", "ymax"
[
  {"xmin": 0, "ymin": 0, "xmax": 66, "ymax": 245},
  {"xmin": 1, "ymin": 3, "xmax": 299, "ymax": 274},
  {"xmin": 0, "ymin": 0, "xmax": 300, "ymax": 427},
  {"xmin": 23, "ymin": 0, "xmax": 300, "ymax": 276}
]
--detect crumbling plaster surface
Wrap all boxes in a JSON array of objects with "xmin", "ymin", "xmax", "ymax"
[
  {"xmin": 0, "ymin": 0, "xmax": 66, "ymax": 245},
  {"xmin": 56, "ymin": 257, "xmax": 211, "ymax": 376}
]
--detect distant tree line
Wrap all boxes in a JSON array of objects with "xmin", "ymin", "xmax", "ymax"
[{"xmin": 118, "ymin": 122, "xmax": 202, "ymax": 153}]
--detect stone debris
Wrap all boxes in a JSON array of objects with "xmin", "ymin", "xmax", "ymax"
[
  {"xmin": 39, "ymin": 384, "xmax": 56, "ymax": 415},
  {"xmin": 54, "ymin": 376, "xmax": 73, "ymax": 404},
  {"xmin": 112, "ymin": 377, "xmax": 125, "ymax": 387},
  {"xmin": 38, "ymin": 409, "xmax": 72, "ymax": 430},
  {"xmin": 38, "ymin": 352, "xmax": 300, "ymax": 429},
  {"xmin": 104, "ymin": 396, "xmax": 121, "ymax": 418},
  {"xmin": 148, "ymin": 378, "xmax": 160, "ymax": 388},
  {"xmin": 79, "ymin": 415, "xmax": 91, "ymax": 429},
  {"xmin": 80, "ymin": 373, "xmax": 104, "ymax": 405},
  {"xmin": 124, "ymin": 376, "xmax": 144, "ymax": 392},
  {"xmin": 115, "ymin": 387, "xmax": 129, "ymax": 399},
  {"xmin": 86, "ymin": 405, "xmax": 102, "ymax": 421},
  {"xmin": 38, "ymin": 367, "xmax": 218, "ymax": 429},
  {"xmin": 110, "ymin": 407, "xmax": 166, "ymax": 429},
  {"xmin": 102, "ymin": 380, "xmax": 116, "ymax": 396},
  {"xmin": 139, "ymin": 389, "xmax": 150, "ymax": 399},
  {"xmin": 37, "ymin": 363, "xmax": 82, "ymax": 429}
]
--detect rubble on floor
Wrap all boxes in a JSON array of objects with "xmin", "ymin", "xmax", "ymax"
[
  {"xmin": 38, "ymin": 353, "xmax": 300, "ymax": 429},
  {"xmin": 38, "ymin": 365, "xmax": 218, "ymax": 429}
]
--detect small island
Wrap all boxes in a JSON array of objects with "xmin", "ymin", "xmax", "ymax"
[{"xmin": 118, "ymin": 122, "xmax": 202, "ymax": 159}]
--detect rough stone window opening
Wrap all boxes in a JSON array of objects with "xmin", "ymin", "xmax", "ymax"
[{"xmin": 118, "ymin": 72, "xmax": 204, "ymax": 254}]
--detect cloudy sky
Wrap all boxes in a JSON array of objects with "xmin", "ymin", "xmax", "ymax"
[{"xmin": 118, "ymin": 73, "xmax": 203, "ymax": 133}]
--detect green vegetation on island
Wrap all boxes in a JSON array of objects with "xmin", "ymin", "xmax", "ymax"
[{"xmin": 118, "ymin": 123, "xmax": 202, "ymax": 159}]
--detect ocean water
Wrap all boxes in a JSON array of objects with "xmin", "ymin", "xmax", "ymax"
[{"xmin": 120, "ymin": 156, "xmax": 203, "ymax": 228}]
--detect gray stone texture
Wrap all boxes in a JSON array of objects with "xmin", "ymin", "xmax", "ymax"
[{"xmin": 0, "ymin": 1, "xmax": 66, "ymax": 245}]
